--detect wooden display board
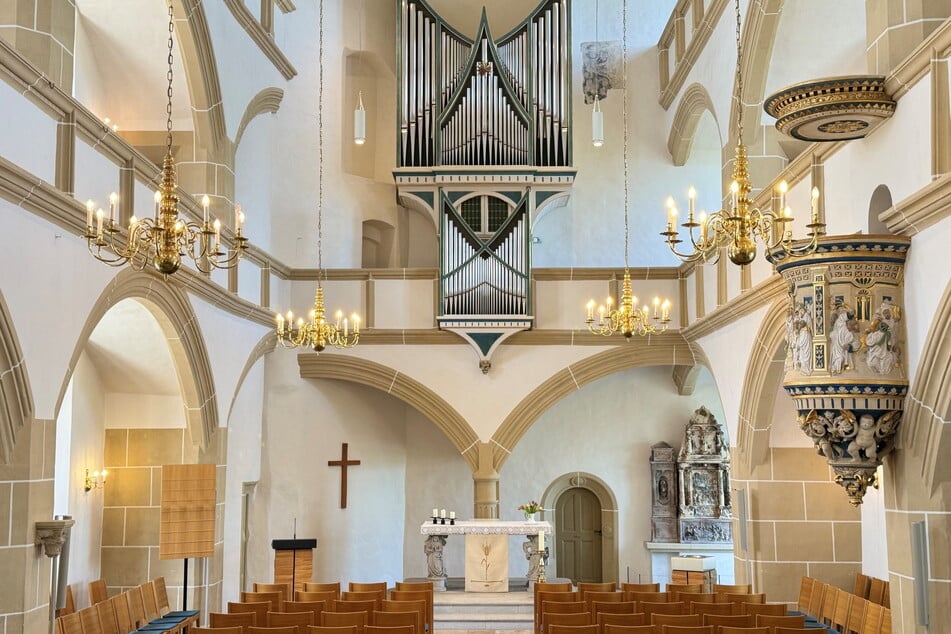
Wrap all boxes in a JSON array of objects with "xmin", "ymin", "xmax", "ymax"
[
  {"xmin": 159, "ymin": 464, "xmax": 216, "ymax": 560},
  {"xmin": 272, "ymin": 539, "xmax": 317, "ymax": 593}
]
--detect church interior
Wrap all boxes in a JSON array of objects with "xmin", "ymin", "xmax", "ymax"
[{"xmin": 0, "ymin": 0, "xmax": 949, "ymax": 632}]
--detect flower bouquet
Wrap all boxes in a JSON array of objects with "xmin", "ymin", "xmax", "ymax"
[{"xmin": 518, "ymin": 500, "xmax": 541, "ymax": 521}]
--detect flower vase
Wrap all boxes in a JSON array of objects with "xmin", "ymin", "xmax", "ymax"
[{"xmin": 525, "ymin": 513, "xmax": 537, "ymax": 523}]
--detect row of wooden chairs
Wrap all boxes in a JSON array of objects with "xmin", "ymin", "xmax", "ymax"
[
  {"xmin": 539, "ymin": 602, "xmax": 791, "ymax": 633},
  {"xmin": 55, "ymin": 577, "xmax": 198, "ymax": 634},
  {"xmin": 539, "ymin": 609, "xmax": 814, "ymax": 633},
  {"xmin": 216, "ymin": 606, "xmax": 427, "ymax": 634},
  {"xmin": 852, "ymin": 573, "xmax": 890, "ymax": 608},
  {"xmin": 191, "ymin": 628, "xmax": 414, "ymax": 634},
  {"xmin": 795, "ymin": 576, "xmax": 891, "ymax": 634},
  {"xmin": 536, "ymin": 625, "xmax": 827, "ymax": 634}
]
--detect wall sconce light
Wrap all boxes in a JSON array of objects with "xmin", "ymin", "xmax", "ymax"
[{"xmin": 84, "ymin": 468, "xmax": 108, "ymax": 493}]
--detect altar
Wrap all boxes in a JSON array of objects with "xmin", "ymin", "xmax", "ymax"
[{"xmin": 419, "ymin": 520, "xmax": 553, "ymax": 592}]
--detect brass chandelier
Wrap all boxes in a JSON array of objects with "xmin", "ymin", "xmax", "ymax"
[
  {"xmin": 84, "ymin": 0, "xmax": 248, "ymax": 275},
  {"xmin": 584, "ymin": 0, "xmax": 672, "ymax": 338},
  {"xmin": 660, "ymin": 0, "xmax": 825, "ymax": 266},
  {"xmin": 276, "ymin": 0, "xmax": 359, "ymax": 352}
]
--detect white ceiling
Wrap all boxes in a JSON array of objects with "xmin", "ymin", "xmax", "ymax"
[{"xmin": 84, "ymin": 299, "xmax": 182, "ymax": 395}]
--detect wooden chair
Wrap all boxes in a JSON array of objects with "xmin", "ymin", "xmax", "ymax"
[
  {"xmin": 247, "ymin": 627, "xmax": 298, "ymax": 634},
  {"xmin": 638, "ymin": 601, "xmax": 685, "ymax": 618},
  {"xmin": 79, "ymin": 607, "xmax": 102, "ymax": 634},
  {"xmin": 112, "ymin": 595, "xmax": 134, "ymax": 634},
  {"xmin": 861, "ymin": 602, "xmax": 884, "ymax": 634},
  {"xmin": 619, "ymin": 583, "xmax": 659, "ymax": 593},
  {"xmin": 713, "ymin": 584, "xmax": 751, "ymax": 596},
  {"xmin": 819, "ymin": 584, "xmax": 838, "ymax": 626},
  {"xmin": 602, "ymin": 627, "xmax": 653, "ymax": 634},
  {"xmin": 650, "ymin": 613, "xmax": 701, "ymax": 627},
  {"xmin": 305, "ymin": 583, "xmax": 342, "ymax": 599},
  {"xmin": 307, "ymin": 627, "xmax": 357, "ymax": 634},
  {"xmin": 596, "ymin": 612, "xmax": 648, "ymax": 631},
  {"xmin": 868, "ymin": 578, "xmax": 886, "ymax": 606},
  {"xmin": 543, "ymin": 611, "xmax": 591, "ymax": 634},
  {"xmin": 806, "ymin": 581, "xmax": 826, "ymax": 619},
  {"xmin": 212, "ymin": 611, "xmax": 258, "ymax": 629},
  {"xmin": 831, "ymin": 587, "xmax": 853, "ymax": 632},
  {"xmin": 852, "ymin": 573, "xmax": 871, "ymax": 599},
  {"xmin": 742, "ymin": 603, "xmax": 786, "ymax": 617},
  {"xmin": 96, "ymin": 598, "xmax": 120, "ymax": 634},
  {"xmin": 718, "ymin": 628, "xmax": 768, "ymax": 634},
  {"xmin": 388, "ymin": 590, "xmax": 431, "ymax": 631},
  {"xmin": 722, "ymin": 593, "xmax": 764, "ymax": 605},
  {"xmin": 269, "ymin": 610, "xmax": 315, "ymax": 634},
  {"xmin": 700, "ymin": 613, "xmax": 753, "ymax": 628},
  {"xmin": 536, "ymin": 591, "xmax": 580, "ymax": 633},
  {"xmin": 690, "ymin": 602, "xmax": 733, "ymax": 618},
  {"xmin": 191, "ymin": 628, "xmax": 244, "ymax": 634},
  {"xmin": 755, "ymin": 614, "xmax": 806, "ymax": 629},
  {"xmin": 334, "ymin": 601, "xmax": 378, "ymax": 620},
  {"xmin": 845, "ymin": 596, "xmax": 867, "ymax": 634},
  {"xmin": 394, "ymin": 582, "xmax": 432, "ymax": 593},
  {"xmin": 230, "ymin": 602, "xmax": 271, "ymax": 628},
  {"xmin": 256, "ymin": 583, "xmax": 293, "ymax": 603},
  {"xmin": 880, "ymin": 607, "xmax": 892, "ymax": 634},
  {"xmin": 578, "ymin": 582, "xmax": 617, "ymax": 598},
  {"xmin": 297, "ymin": 591, "xmax": 337, "ymax": 605},
  {"xmin": 321, "ymin": 610, "xmax": 368, "ymax": 634},
  {"xmin": 59, "ymin": 613, "xmax": 82, "ymax": 634},
  {"xmin": 591, "ymin": 601, "xmax": 635, "ymax": 619},
  {"xmin": 372, "ymin": 610, "xmax": 418, "ymax": 634},
  {"xmin": 244, "ymin": 591, "xmax": 283, "ymax": 613},
  {"xmin": 285, "ymin": 601, "xmax": 328, "ymax": 622},
  {"xmin": 154, "ymin": 577, "xmax": 173, "ymax": 615},
  {"xmin": 794, "ymin": 577, "xmax": 814, "ymax": 615},
  {"xmin": 665, "ymin": 584, "xmax": 702, "ymax": 599},
  {"xmin": 536, "ymin": 582, "xmax": 574, "ymax": 594},
  {"xmin": 625, "ymin": 591, "xmax": 669, "ymax": 604},
  {"xmin": 548, "ymin": 624, "xmax": 599, "ymax": 634},
  {"xmin": 351, "ymin": 583, "xmax": 388, "ymax": 594},
  {"xmin": 677, "ymin": 593, "xmax": 716, "ymax": 608},
  {"xmin": 89, "ymin": 579, "xmax": 109, "ymax": 606},
  {"xmin": 126, "ymin": 586, "xmax": 149, "ymax": 629},
  {"xmin": 542, "ymin": 601, "xmax": 587, "ymax": 616},
  {"xmin": 657, "ymin": 626, "xmax": 713, "ymax": 634},
  {"xmin": 341, "ymin": 592, "xmax": 383, "ymax": 609},
  {"xmin": 141, "ymin": 581, "xmax": 162, "ymax": 621},
  {"xmin": 380, "ymin": 599, "xmax": 425, "ymax": 633},
  {"xmin": 584, "ymin": 592, "xmax": 623, "ymax": 615},
  {"xmin": 364, "ymin": 626, "xmax": 413, "ymax": 634}
]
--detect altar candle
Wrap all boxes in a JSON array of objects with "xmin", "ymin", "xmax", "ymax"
[
  {"xmin": 86, "ymin": 200, "xmax": 95, "ymax": 228},
  {"xmin": 450, "ymin": 511, "xmax": 455, "ymax": 519},
  {"xmin": 440, "ymin": 509, "xmax": 446, "ymax": 518},
  {"xmin": 201, "ymin": 195, "xmax": 210, "ymax": 226},
  {"xmin": 538, "ymin": 530, "xmax": 545, "ymax": 550},
  {"xmin": 433, "ymin": 508, "xmax": 438, "ymax": 517}
]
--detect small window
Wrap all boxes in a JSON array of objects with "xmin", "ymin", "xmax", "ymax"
[
  {"xmin": 461, "ymin": 198, "xmax": 481, "ymax": 232},
  {"xmin": 487, "ymin": 197, "xmax": 509, "ymax": 232},
  {"xmin": 457, "ymin": 195, "xmax": 514, "ymax": 234}
]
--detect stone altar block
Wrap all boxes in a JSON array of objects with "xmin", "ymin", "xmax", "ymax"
[{"xmin": 420, "ymin": 520, "xmax": 552, "ymax": 592}]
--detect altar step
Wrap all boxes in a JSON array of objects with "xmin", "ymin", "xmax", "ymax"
[{"xmin": 433, "ymin": 586, "xmax": 534, "ymax": 631}]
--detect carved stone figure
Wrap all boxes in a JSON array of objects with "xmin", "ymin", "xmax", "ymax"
[
  {"xmin": 847, "ymin": 414, "xmax": 879, "ymax": 461},
  {"xmin": 523, "ymin": 537, "xmax": 540, "ymax": 580},
  {"xmin": 790, "ymin": 316, "xmax": 813, "ymax": 374},
  {"xmin": 864, "ymin": 300, "xmax": 901, "ymax": 374},
  {"xmin": 829, "ymin": 306, "xmax": 858, "ymax": 374},
  {"xmin": 658, "ymin": 475, "xmax": 670, "ymax": 503},
  {"xmin": 802, "ymin": 411, "xmax": 837, "ymax": 460},
  {"xmin": 677, "ymin": 407, "xmax": 731, "ymax": 542},
  {"xmin": 424, "ymin": 535, "xmax": 447, "ymax": 578}
]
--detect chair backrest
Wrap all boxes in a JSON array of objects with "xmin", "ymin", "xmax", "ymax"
[
  {"xmin": 79, "ymin": 607, "xmax": 102, "ymax": 634},
  {"xmin": 285, "ymin": 601, "xmax": 327, "ymax": 620},
  {"xmin": 125, "ymin": 586, "xmax": 148, "ymax": 629},
  {"xmin": 321, "ymin": 610, "xmax": 368, "ymax": 634},
  {"xmin": 307, "ymin": 627, "xmax": 358, "ymax": 634},
  {"xmin": 380, "ymin": 599, "xmax": 424, "ymax": 634},
  {"xmin": 861, "ymin": 602, "xmax": 884, "ymax": 634},
  {"xmin": 846, "ymin": 596, "xmax": 867, "ymax": 634},
  {"xmin": 819, "ymin": 584, "xmax": 838, "ymax": 625},
  {"xmin": 230, "ymin": 601, "xmax": 271, "ymax": 627},
  {"xmin": 742, "ymin": 603, "xmax": 786, "ymax": 617},
  {"xmin": 536, "ymin": 591, "xmax": 580, "ymax": 632},
  {"xmin": 650, "ymin": 613, "xmax": 701, "ymax": 627},
  {"xmin": 723, "ymin": 593, "xmax": 764, "ymax": 605},
  {"xmin": 578, "ymin": 582, "xmax": 616, "ymax": 597},
  {"xmin": 248, "ymin": 627, "xmax": 298, "ymax": 634},
  {"xmin": 212, "ymin": 610, "xmax": 259, "ymax": 629},
  {"xmin": 718, "ymin": 628, "xmax": 768, "ymax": 634},
  {"xmin": 591, "ymin": 601, "xmax": 635, "ymax": 616},
  {"xmin": 796, "ymin": 577, "xmax": 814, "ymax": 613},
  {"xmin": 657, "ymin": 626, "xmax": 713, "ymax": 634},
  {"xmin": 141, "ymin": 581, "xmax": 161, "ymax": 620},
  {"xmin": 394, "ymin": 582, "xmax": 433, "ymax": 593},
  {"xmin": 596, "ymin": 612, "xmax": 648, "ymax": 629},
  {"xmin": 619, "ymin": 583, "xmax": 659, "ymax": 594},
  {"xmin": 387, "ymin": 590, "xmax": 432, "ymax": 630},
  {"xmin": 154, "ymin": 576, "xmax": 172, "ymax": 614},
  {"xmin": 298, "ymin": 591, "xmax": 337, "ymax": 605},
  {"xmin": 111, "ymin": 594, "xmax": 133, "ymax": 634},
  {"xmin": 625, "ymin": 591, "xmax": 669, "ymax": 604},
  {"xmin": 364, "ymin": 626, "xmax": 413, "ymax": 634},
  {"xmin": 602, "ymin": 626, "xmax": 654, "ymax": 634},
  {"xmin": 335, "ymin": 600, "xmax": 379, "ymax": 617},
  {"xmin": 852, "ymin": 573, "xmax": 871, "ymax": 599},
  {"xmin": 536, "ymin": 582, "xmax": 574, "ymax": 594},
  {"xmin": 59, "ymin": 613, "xmax": 83, "ymax": 634},
  {"xmin": 832, "ymin": 587, "xmax": 853, "ymax": 630},
  {"xmin": 256, "ymin": 583, "xmax": 293, "ymax": 603},
  {"xmin": 806, "ymin": 581, "xmax": 826, "ymax": 618},
  {"xmin": 880, "ymin": 607, "xmax": 892, "ymax": 634},
  {"xmin": 89, "ymin": 579, "xmax": 109, "ymax": 606},
  {"xmin": 341, "ymin": 592, "xmax": 384, "ymax": 609},
  {"xmin": 192, "ymin": 628, "xmax": 244, "ymax": 634},
  {"xmin": 713, "ymin": 584, "xmax": 751, "ymax": 595},
  {"xmin": 690, "ymin": 602, "xmax": 733, "ymax": 617},
  {"xmin": 96, "ymin": 599, "xmax": 119, "ymax": 634},
  {"xmin": 305, "ymin": 583, "xmax": 342, "ymax": 598},
  {"xmin": 867, "ymin": 578, "xmax": 886, "ymax": 606},
  {"xmin": 755, "ymin": 614, "xmax": 806, "ymax": 628},
  {"xmin": 665, "ymin": 584, "xmax": 702, "ymax": 599},
  {"xmin": 243, "ymin": 591, "xmax": 283, "ymax": 612},
  {"xmin": 543, "ymin": 611, "xmax": 591, "ymax": 634},
  {"xmin": 700, "ymin": 613, "xmax": 753, "ymax": 628},
  {"xmin": 542, "ymin": 601, "xmax": 586, "ymax": 615},
  {"xmin": 584, "ymin": 592, "xmax": 622, "ymax": 614},
  {"xmin": 638, "ymin": 601, "xmax": 684, "ymax": 617},
  {"xmin": 677, "ymin": 593, "xmax": 716, "ymax": 608},
  {"xmin": 269, "ymin": 610, "xmax": 315, "ymax": 633},
  {"xmin": 773, "ymin": 628, "xmax": 821, "ymax": 634},
  {"xmin": 350, "ymin": 583, "xmax": 388, "ymax": 593},
  {"xmin": 372, "ymin": 610, "xmax": 418, "ymax": 634},
  {"xmin": 548, "ymin": 624, "xmax": 599, "ymax": 634}
]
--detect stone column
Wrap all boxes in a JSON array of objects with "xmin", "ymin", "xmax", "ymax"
[
  {"xmin": 472, "ymin": 442, "xmax": 499, "ymax": 519},
  {"xmin": 0, "ymin": 0, "xmax": 75, "ymax": 89},
  {"xmin": 865, "ymin": 0, "xmax": 951, "ymax": 74}
]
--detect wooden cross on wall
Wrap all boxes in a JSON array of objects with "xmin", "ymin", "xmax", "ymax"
[{"xmin": 328, "ymin": 443, "xmax": 361, "ymax": 509}]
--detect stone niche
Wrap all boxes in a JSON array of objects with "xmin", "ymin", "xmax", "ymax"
[
  {"xmin": 677, "ymin": 407, "xmax": 732, "ymax": 543},
  {"xmin": 649, "ymin": 442, "xmax": 678, "ymax": 543}
]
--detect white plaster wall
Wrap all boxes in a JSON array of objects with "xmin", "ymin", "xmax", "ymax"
[
  {"xmin": 62, "ymin": 354, "xmax": 106, "ymax": 609},
  {"xmin": 222, "ymin": 356, "xmax": 265, "ymax": 602},
  {"xmin": 104, "ymin": 393, "xmax": 186, "ymax": 429},
  {"xmin": 0, "ymin": 79, "xmax": 57, "ymax": 185},
  {"xmin": 500, "ymin": 365, "xmax": 728, "ymax": 581},
  {"xmin": 903, "ymin": 214, "xmax": 951, "ymax": 387},
  {"xmin": 861, "ymin": 470, "xmax": 889, "ymax": 579},
  {"xmin": 234, "ymin": 99, "xmax": 275, "ymax": 254},
  {"xmin": 373, "ymin": 280, "xmax": 436, "ymax": 330}
]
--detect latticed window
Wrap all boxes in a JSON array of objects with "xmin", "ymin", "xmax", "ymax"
[
  {"xmin": 487, "ymin": 197, "xmax": 509, "ymax": 232},
  {"xmin": 457, "ymin": 195, "xmax": 513, "ymax": 234},
  {"xmin": 460, "ymin": 198, "xmax": 481, "ymax": 232}
]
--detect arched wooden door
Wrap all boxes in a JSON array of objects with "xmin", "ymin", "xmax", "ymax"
[{"xmin": 555, "ymin": 487, "xmax": 603, "ymax": 583}]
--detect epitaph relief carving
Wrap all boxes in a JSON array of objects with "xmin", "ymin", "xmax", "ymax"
[
  {"xmin": 650, "ymin": 442, "xmax": 678, "ymax": 542},
  {"xmin": 581, "ymin": 41, "xmax": 622, "ymax": 104},
  {"xmin": 677, "ymin": 407, "xmax": 732, "ymax": 543}
]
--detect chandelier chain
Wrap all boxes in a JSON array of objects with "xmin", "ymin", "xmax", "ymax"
[
  {"xmin": 166, "ymin": 0, "xmax": 175, "ymax": 157},
  {"xmin": 317, "ymin": 0, "xmax": 324, "ymax": 277},
  {"xmin": 734, "ymin": 0, "xmax": 744, "ymax": 144},
  {"xmin": 622, "ymin": 0, "xmax": 628, "ymax": 268}
]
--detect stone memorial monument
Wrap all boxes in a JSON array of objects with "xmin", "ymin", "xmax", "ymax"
[
  {"xmin": 649, "ymin": 442, "xmax": 679, "ymax": 542},
  {"xmin": 676, "ymin": 407, "xmax": 732, "ymax": 543}
]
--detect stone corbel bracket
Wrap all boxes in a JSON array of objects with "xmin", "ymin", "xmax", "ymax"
[{"xmin": 35, "ymin": 519, "xmax": 75, "ymax": 558}]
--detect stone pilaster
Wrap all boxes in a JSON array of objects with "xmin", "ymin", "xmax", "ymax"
[
  {"xmin": 0, "ymin": 0, "xmax": 75, "ymax": 89},
  {"xmin": 472, "ymin": 443, "xmax": 499, "ymax": 519}
]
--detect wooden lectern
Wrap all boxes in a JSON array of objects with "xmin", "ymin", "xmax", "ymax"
[{"xmin": 272, "ymin": 538, "xmax": 317, "ymax": 593}]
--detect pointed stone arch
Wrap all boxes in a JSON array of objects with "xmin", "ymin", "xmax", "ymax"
[
  {"xmin": 176, "ymin": 0, "xmax": 228, "ymax": 154},
  {"xmin": 668, "ymin": 83, "xmax": 720, "ymax": 166},
  {"xmin": 297, "ymin": 354, "xmax": 481, "ymax": 470},
  {"xmin": 491, "ymin": 334, "xmax": 710, "ymax": 470},
  {"xmin": 0, "ymin": 290, "xmax": 33, "ymax": 464},
  {"xmin": 57, "ymin": 269, "xmax": 219, "ymax": 449},
  {"xmin": 233, "ymin": 88, "xmax": 285, "ymax": 150}
]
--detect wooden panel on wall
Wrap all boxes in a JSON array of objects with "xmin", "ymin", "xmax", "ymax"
[{"xmin": 159, "ymin": 463, "xmax": 216, "ymax": 560}]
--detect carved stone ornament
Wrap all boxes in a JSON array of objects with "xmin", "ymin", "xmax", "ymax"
[
  {"xmin": 773, "ymin": 236, "xmax": 910, "ymax": 505},
  {"xmin": 764, "ymin": 75, "xmax": 896, "ymax": 141},
  {"xmin": 35, "ymin": 519, "xmax": 75, "ymax": 557},
  {"xmin": 677, "ymin": 407, "xmax": 732, "ymax": 543},
  {"xmin": 650, "ymin": 442, "xmax": 678, "ymax": 542}
]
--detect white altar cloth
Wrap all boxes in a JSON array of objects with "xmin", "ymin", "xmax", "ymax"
[{"xmin": 420, "ymin": 519, "xmax": 553, "ymax": 536}]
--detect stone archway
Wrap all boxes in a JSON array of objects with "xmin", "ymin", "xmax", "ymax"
[
  {"xmin": 540, "ymin": 472, "xmax": 619, "ymax": 584},
  {"xmin": 668, "ymin": 83, "xmax": 720, "ymax": 166}
]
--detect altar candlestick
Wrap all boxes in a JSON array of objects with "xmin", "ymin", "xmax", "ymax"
[
  {"xmin": 449, "ymin": 511, "xmax": 455, "ymax": 519},
  {"xmin": 432, "ymin": 508, "xmax": 438, "ymax": 517},
  {"xmin": 440, "ymin": 509, "xmax": 446, "ymax": 518}
]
